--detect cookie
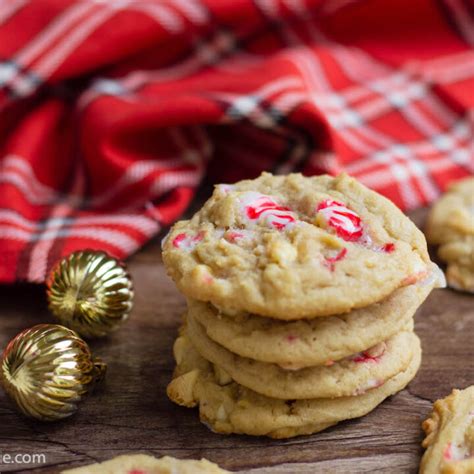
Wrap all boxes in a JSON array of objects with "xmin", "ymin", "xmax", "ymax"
[
  {"xmin": 420, "ymin": 386, "xmax": 474, "ymax": 474},
  {"xmin": 426, "ymin": 178, "xmax": 474, "ymax": 245},
  {"xmin": 167, "ymin": 334, "xmax": 421, "ymax": 439},
  {"xmin": 185, "ymin": 315, "xmax": 417, "ymax": 399},
  {"xmin": 187, "ymin": 270, "xmax": 439, "ymax": 368},
  {"xmin": 162, "ymin": 173, "xmax": 430, "ymax": 319},
  {"xmin": 61, "ymin": 454, "xmax": 229, "ymax": 474},
  {"xmin": 438, "ymin": 238, "xmax": 474, "ymax": 293},
  {"xmin": 426, "ymin": 177, "xmax": 474, "ymax": 293}
]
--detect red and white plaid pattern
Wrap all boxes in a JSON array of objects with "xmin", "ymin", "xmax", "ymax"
[{"xmin": 0, "ymin": 0, "xmax": 473, "ymax": 283}]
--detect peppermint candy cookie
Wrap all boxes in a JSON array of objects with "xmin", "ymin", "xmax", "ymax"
[
  {"xmin": 420, "ymin": 386, "xmax": 474, "ymax": 474},
  {"xmin": 61, "ymin": 454, "xmax": 229, "ymax": 474},
  {"xmin": 426, "ymin": 177, "xmax": 474, "ymax": 293},
  {"xmin": 162, "ymin": 173, "xmax": 430, "ymax": 319},
  {"xmin": 187, "ymin": 268, "xmax": 441, "ymax": 368},
  {"xmin": 167, "ymin": 334, "xmax": 421, "ymax": 439},
  {"xmin": 185, "ymin": 315, "xmax": 417, "ymax": 399}
]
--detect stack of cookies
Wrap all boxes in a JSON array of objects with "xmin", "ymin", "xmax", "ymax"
[
  {"xmin": 163, "ymin": 173, "xmax": 444, "ymax": 438},
  {"xmin": 426, "ymin": 177, "xmax": 474, "ymax": 293}
]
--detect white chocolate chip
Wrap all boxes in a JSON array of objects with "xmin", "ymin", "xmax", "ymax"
[
  {"xmin": 216, "ymin": 404, "xmax": 227, "ymax": 421},
  {"xmin": 268, "ymin": 240, "xmax": 297, "ymax": 265},
  {"xmin": 214, "ymin": 365, "xmax": 232, "ymax": 385}
]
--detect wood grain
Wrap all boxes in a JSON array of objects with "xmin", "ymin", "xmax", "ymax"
[{"xmin": 0, "ymin": 208, "xmax": 472, "ymax": 473}]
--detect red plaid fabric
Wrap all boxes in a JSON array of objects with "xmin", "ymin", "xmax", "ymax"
[{"xmin": 0, "ymin": 0, "xmax": 473, "ymax": 283}]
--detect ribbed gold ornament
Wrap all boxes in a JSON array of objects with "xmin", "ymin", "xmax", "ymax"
[
  {"xmin": 0, "ymin": 324, "xmax": 106, "ymax": 421},
  {"xmin": 47, "ymin": 250, "xmax": 134, "ymax": 338}
]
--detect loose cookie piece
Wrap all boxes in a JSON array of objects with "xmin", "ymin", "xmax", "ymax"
[
  {"xmin": 188, "ymin": 265, "xmax": 442, "ymax": 368},
  {"xmin": 163, "ymin": 173, "xmax": 430, "ymax": 319},
  {"xmin": 426, "ymin": 177, "xmax": 474, "ymax": 293},
  {"xmin": 61, "ymin": 454, "xmax": 230, "ymax": 474},
  {"xmin": 420, "ymin": 386, "xmax": 474, "ymax": 474},
  {"xmin": 167, "ymin": 334, "xmax": 421, "ymax": 439},
  {"xmin": 186, "ymin": 314, "xmax": 418, "ymax": 399}
]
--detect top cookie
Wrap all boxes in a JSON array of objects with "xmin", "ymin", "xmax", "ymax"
[{"xmin": 163, "ymin": 173, "xmax": 430, "ymax": 319}]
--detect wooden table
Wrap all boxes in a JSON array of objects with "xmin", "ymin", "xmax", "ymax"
[{"xmin": 0, "ymin": 209, "xmax": 473, "ymax": 473}]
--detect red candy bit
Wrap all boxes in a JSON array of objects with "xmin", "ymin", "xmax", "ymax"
[
  {"xmin": 245, "ymin": 194, "xmax": 296, "ymax": 230},
  {"xmin": 172, "ymin": 233, "xmax": 187, "ymax": 248},
  {"xmin": 352, "ymin": 351, "xmax": 381, "ymax": 363},
  {"xmin": 226, "ymin": 231, "xmax": 245, "ymax": 243},
  {"xmin": 382, "ymin": 242, "xmax": 395, "ymax": 253},
  {"xmin": 352, "ymin": 343, "xmax": 385, "ymax": 363},
  {"xmin": 172, "ymin": 231, "xmax": 204, "ymax": 250},
  {"xmin": 443, "ymin": 443, "xmax": 453, "ymax": 461},
  {"xmin": 317, "ymin": 199, "xmax": 363, "ymax": 241},
  {"xmin": 324, "ymin": 247, "xmax": 347, "ymax": 272},
  {"xmin": 129, "ymin": 470, "xmax": 146, "ymax": 474},
  {"xmin": 285, "ymin": 334, "xmax": 298, "ymax": 343},
  {"xmin": 401, "ymin": 269, "xmax": 429, "ymax": 286},
  {"xmin": 203, "ymin": 274, "xmax": 213, "ymax": 284}
]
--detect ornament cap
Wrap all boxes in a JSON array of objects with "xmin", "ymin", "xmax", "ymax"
[{"xmin": 92, "ymin": 357, "xmax": 107, "ymax": 385}]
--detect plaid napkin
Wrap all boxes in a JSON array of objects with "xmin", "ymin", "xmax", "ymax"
[{"xmin": 0, "ymin": 0, "xmax": 472, "ymax": 283}]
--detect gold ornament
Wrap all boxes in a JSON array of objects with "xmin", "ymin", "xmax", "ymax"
[
  {"xmin": 46, "ymin": 250, "xmax": 134, "ymax": 338},
  {"xmin": 0, "ymin": 324, "xmax": 106, "ymax": 421}
]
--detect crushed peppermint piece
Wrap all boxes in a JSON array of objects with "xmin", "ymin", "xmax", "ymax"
[
  {"xmin": 352, "ymin": 351, "xmax": 381, "ymax": 363},
  {"xmin": 316, "ymin": 199, "xmax": 363, "ymax": 241},
  {"xmin": 352, "ymin": 342, "xmax": 386, "ymax": 363},
  {"xmin": 285, "ymin": 334, "xmax": 298, "ymax": 343},
  {"xmin": 224, "ymin": 229, "xmax": 253, "ymax": 244},
  {"xmin": 444, "ymin": 443, "xmax": 453, "ymax": 461},
  {"xmin": 443, "ymin": 442, "xmax": 469, "ymax": 461},
  {"xmin": 226, "ymin": 231, "xmax": 245, "ymax": 243},
  {"xmin": 371, "ymin": 242, "xmax": 396, "ymax": 253},
  {"xmin": 402, "ymin": 269, "xmax": 430, "ymax": 286},
  {"xmin": 316, "ymin": 200, "xmax": 399, "ymax": 254},
  {"xmin": 172, "ymin": 231, "xmax": 204, "ymax": 250},
  {"xmin": 324, "ymin": 247, "xmax": 347, "ymax": 271},
  {"xmin": 240, "ymin": 192, "xmax": 297, "ymax": 230}
]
